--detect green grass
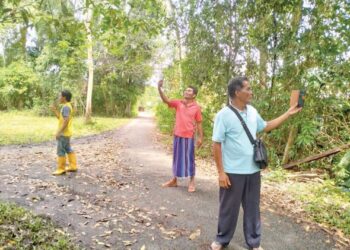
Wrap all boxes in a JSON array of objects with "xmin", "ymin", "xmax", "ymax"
[
  {"xmin": 290, "ymin": 180, "xmax": 350, "ymax": 235},
  {"xmin": 263, "ymin": 167, "xmax": 289, "ymax": 183},
  {"xmin": 0, "ymin": 202, "xmax": 79, "ymax": 249},
  {"xmin": 0, "ymin": 111, "xmax": 130, "ymax": 145},
  {"xmin": 264, "ymin": 169, "xmax": 350, "ymax": 236}
]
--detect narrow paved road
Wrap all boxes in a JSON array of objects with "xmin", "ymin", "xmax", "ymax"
[{"xmin": 0, "ymin": 113, "xmax": 340, "ymax": 249}]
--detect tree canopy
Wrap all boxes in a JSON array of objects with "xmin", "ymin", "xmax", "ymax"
[{"xmin": 0, "ymin": 0, "xmax": 165, "ymax": 116}]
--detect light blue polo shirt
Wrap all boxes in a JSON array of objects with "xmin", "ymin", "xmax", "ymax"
[{"xmin": 212, "ymin": 105, "xmax": 267, "ymax": 174}]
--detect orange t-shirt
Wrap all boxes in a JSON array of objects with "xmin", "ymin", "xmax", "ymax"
[{"xmin": 168, "ymin": 99, "xmax": 202, "ymax": 138}]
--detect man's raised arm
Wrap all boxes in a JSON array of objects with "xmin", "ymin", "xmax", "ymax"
[
  {"xmin": 158, "ymin": 80, "xmax": 170, "ymax": 105},
  {"xmin": 264, "ymin": 104, "xmax": 302, "ymax": 132}
]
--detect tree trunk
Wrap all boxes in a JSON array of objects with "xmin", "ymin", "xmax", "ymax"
[
  {"xmin": 228, "ymin": 0, "xmax": 239, "ymax": 76},
  {"xmin": 167, "ymin": 0, "xmax": 183, "ymax": 88},
  {"xmin": 18, "ymin": 98, "xmax": 24, "ymax": 110},
  {"xmin": 20, "ymin": 26, "xmax": 27, "ymax": 61},
  {"xmin": 282, "ymin": 126, "xmax": 298, "ymax": 164},
  {"xmin": 125, "ymin": 101, "xmax": 131, "ymax": 117},
  {"xmin": 2, "ymin": 51, "xmax": 6, "ymax": 66},
  {"xmin": 258, "ymin": 44, "xmax": 268, "ymax": 89},
  {"xmin": 284, "ymin": 144, "xmax": 350, "ymax": 169},
  {"xmin": 84, "ymin": 2, "xmax": 94, "ymax": 123}
]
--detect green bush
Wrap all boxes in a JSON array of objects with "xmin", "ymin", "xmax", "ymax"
[
  {"xmin": 92, "ymin": 72, "xmax": 144, "ymax": 117},
  {"xmin": 0, "ymin": 61, "xmax": 40, "ymax": 110},
  {"xmin": 335, "ymin": 151, "xmax": 350, "ymax": 188},
  {"xmin": 155, "ymin": 102, "xmax": 175, "ymax": 135}
]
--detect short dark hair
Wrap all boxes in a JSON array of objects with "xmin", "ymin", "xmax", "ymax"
[
  {"xmin": 61, "ymin": 90, "xmax": 72, "ymax": 102},
  {"xmin": 188, "ymin": 86, "xmax": 198, "ymax": 95},
  {"xmin": 227, "ymin": 76, "xmax": 248, "ymax": 99}
]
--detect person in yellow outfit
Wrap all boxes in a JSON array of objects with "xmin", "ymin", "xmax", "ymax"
[{"xmin": 50, "ymin": 90, "xmax": 77, "ymax": 175}]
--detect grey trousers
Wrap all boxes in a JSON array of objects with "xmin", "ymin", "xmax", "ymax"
[
  {"xmin": 216, "ymin": 172, "xmax": 261, "ymax": 248},
  {"xmin": 57, "ymin": 136, "xmax": 73, "ymax": 156}
]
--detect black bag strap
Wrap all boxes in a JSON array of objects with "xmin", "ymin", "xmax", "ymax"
[{"xmin": 227, "ymin": 105, "xmax": 256, "ymax": 145}]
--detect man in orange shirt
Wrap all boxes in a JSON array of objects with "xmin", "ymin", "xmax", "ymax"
[{"xmin": 158, "ymin": 80, "xmax": 203, "ymax": 192}]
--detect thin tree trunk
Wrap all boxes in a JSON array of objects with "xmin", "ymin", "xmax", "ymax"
[
  {"xmin": 2, "ymin": 48, "xmax": 6, "ymax": 66},
  {"xmin": 258, "ymin": 44, "xmax": 268, "ymax": 89},
  {"xmin": 167, "ymin": 0, "xmax": 183, "ymax": 88},
  {"xmin": 125, "ymin": 101, "xmax": 131, "ymax": 117},
  {"xmin": 270, "ymin": 12, "xmax": 278, "ymax": 95},
  {"xmin": 84, "ymin": 2, "xmax": 94, "ymax": 123},
  {"xmin": 267, "ymin": 13, "xmax": 278, "ymax": 111},
  {"xmin": 227, "ymin": 0, "xmax": 238, "ymax": 77},
  {"xmin": 282, "ymin": 126, "xmax": 298, "ymax": 164},
  {"xmin": 20, "ymin": 26, "xmax": 27, "ymax": 61}
]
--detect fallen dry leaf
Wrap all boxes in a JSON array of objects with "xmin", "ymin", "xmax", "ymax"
[
  {"xmin": 99, "ymin": 230, "xmax": 113, "ymax": 237},
  {"xmin": 94, "ymin": 239, "xmax": 111, "ymax": 248},
  {"xmin": 189, "ymin": 228, "xmax": 201, "ymax": 240},
  {"xmin": 123, "ymin": 240, "xmax": 137, "ymax": 246}
]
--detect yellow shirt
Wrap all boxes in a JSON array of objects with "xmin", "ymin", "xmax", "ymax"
[{"xmin": 58, "ymin": 102, "xmax": 73, "ymax": 137}]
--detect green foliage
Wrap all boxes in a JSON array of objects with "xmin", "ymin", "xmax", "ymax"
[
  {"xmin": 0, "ymin": 0, "xmax": 35, "ymax": 25},
  {"xmin": 0, "ymin": 0, "xmax": 165, "ymax": 117},
  {"xmin": 93, "ymin": 71, "xmax": 145, "ymax": 117},
  {"xmin": 88, "ymin": 0, "xmax": 165, "ymax": 117},
  {"xmin": 138, "ymin": 85, "xmax": 159, "ymax": 111},
  {"xmin": 295, "ymin": 120, "xmax": 319, "ymax": 149},
  {"xmin": 196, "ymin": 107, "xmax": 216, "ymax": 158},
  {"xmin": 293, "ymin": 181, "xmax": 350, "ymax": 236},
  {"xmin": 155, "ymin": 102, "xmax": 175, "ymax": 135},
  {"xmin": 0, "ymin": 202, "xmax": 79, "ymax": 249},
  {"xmin": 0, "ymin": 61, "xmax": 40, "ymax": 110},
  {"xmin": 335, "ymin": 151, "xmax": 350, "ymax": 188},
  {"xmin": 263, "ymin": 167, "xmax": 288, "ymax": 183}
]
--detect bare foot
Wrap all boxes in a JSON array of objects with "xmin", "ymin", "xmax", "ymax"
[
  {"xmin": 161, "ymin": 178, "xmax": 177, "ymax": 187},
  {"xmin": 188, "ymin": 183, "xmax": 195, "ymax": 193}
]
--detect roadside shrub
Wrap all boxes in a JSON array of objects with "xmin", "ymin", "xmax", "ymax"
[{"xmin": 0, "ymin": 61, "xmax": 40, "ymax": 110}]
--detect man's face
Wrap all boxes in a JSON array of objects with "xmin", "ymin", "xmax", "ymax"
[
  {"xmin": 236, "ymin": 81, "xmax": 253, "ymax": 104},
  {"xmin": 59, "ymin": 94, "xmax": 65, "ymax": 104},
  {"xmin": 183, "ymin": 88, "xmax": 196, "ymax": 99}
]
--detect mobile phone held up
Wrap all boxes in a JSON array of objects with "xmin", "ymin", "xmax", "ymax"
[
  {"xmin": 290, "ymin": 90, "xmax": 306, "ymax": 108},
  {"xmin": 298, "ymin": 90, "xmax": 306, "ymax": 107}
]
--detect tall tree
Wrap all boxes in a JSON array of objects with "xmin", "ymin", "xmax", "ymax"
[
  {"xmin": 166, "ymin": 0, "xmax": 184, "ymax": 87},
  {"xmin": 84, "ymin": 0, "xmax": 94, "ymax": 122}
]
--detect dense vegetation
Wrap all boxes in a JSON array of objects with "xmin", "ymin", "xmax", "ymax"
[{"xmin": 0, "ymin": 0, "xmax": 164, "ymax": 117}]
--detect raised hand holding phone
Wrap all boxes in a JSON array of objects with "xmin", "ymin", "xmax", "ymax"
[
  {"xmin": 158, "ymin": 79, "xmax": 164, "ymax": 88},
  {"xmin": 290, "ymin": 90, "xmax": 306, "ymax": 108},
  {"xmin": 298, "ymin": 90, "xmax": 306, "ymax": 107}
]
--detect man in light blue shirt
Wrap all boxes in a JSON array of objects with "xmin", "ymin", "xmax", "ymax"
[
  {"xmin": 210, "ymin": 77, "xmax": 301, "ymax": 250},
  {"xmin": 212, "ymin": 104, "xmax": 267, "ymax": 175}
]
